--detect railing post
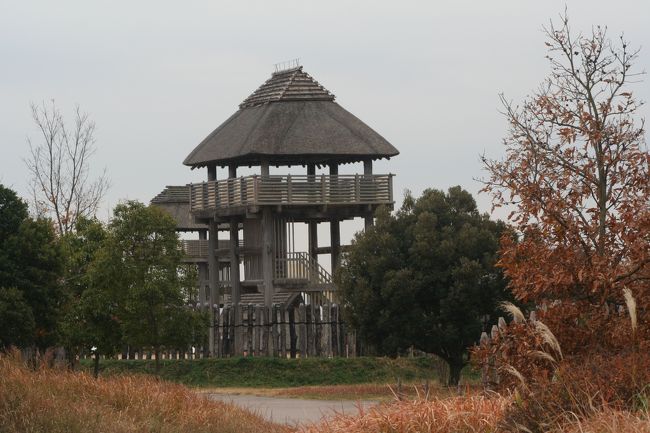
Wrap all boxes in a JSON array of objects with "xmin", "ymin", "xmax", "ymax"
[
  {"xmin": 321, "ymin": 175, "xmax": 326, "ymax": 204},
  {"xmin": 253, "ymin": 175, "xmax": 258, "ymax": 206},
  {"xmin": 388, "ymin": 174, "xmax": 394, "ymax": 203},
  {"xmin": 287, "ymin": 174, "xmax": 292, "ymax": 204},
  {"xmin": 355, "ymin": 174, "xmax": 360, "ymax": 203}
]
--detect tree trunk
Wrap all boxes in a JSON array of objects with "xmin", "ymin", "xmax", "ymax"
[
  {"xmin": 448, "ymin": 361, "xmax": 464, "ymax": 387},
  {"xmin": 67, "ymin": 348, "xmax": 76, "ymax": 371},
  {"xmin": 93, "ymin": 353, "xmax": 100, "ymax": 379}
]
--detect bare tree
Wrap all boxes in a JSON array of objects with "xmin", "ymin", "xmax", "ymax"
[{"xmin": 26, "ymin": 101, "xmax": 109, "ymax": 236}]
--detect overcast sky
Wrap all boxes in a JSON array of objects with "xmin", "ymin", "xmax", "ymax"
[{"xmin": 1, "ymin": 0, "xmax": 649, "ymax": 246}]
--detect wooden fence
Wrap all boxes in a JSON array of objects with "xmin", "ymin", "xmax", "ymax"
[{"xmin": 212, "ymin": 303, "xmax": 355, "ymax": 358}]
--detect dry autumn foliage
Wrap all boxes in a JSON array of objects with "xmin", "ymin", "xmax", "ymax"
[
  {"xmin": 481, "ymin": 13, "xmax": 650, "ymax": 353},
  {"xmin": 298, "ymin": 395, "xmax": 510, "ymax": 433},
  {"xmin": 0, "ymin": 350, "xmax": 289, "ymax": 433}
]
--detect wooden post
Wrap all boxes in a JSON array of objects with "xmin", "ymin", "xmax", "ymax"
[
  {"xmin": 198, "ymin": 230, "xmax": 208, "ymax": 310},
  {"xmin": 331, "ymin": 305, "xmax": 339, "ymax": 357},
  {"xmin": 228, "ymin": 306, "xmax": 235, "ymax": 357},
  {"xmin": 262, "ymin": 208, "xmax": 274, "ymax": 308},
  {"xmin": 321, "ymin": 305, "xmax": 331, "ymax": 357},
  {"xmin": 309, "ymin": 304, "xmax": 317, "ymax": 356},
  {"xmin": 262, "ymin": 306, "xmax": 270, "ymax": 356},
  {"xmin": 208, "ymin": 220, "xmax": 219, "ymax": 356},
  {"xmin": 247, "ymin": 304, "xmax": 254, "ymax": 355},
  {"xmin": 330, "ymin": 220, "xmax": 340, "ymax": 275},
  {"xmin": 271, "ymin": 305, "xmax": 279, "ymax": 357},
  {"xmin": 307, "ymin": 164, "xmax": 318, "ymax": 258},
  {"xmin": 230, "ymin": 220, "xmax": 242, "ymax": 354},
  {"xmin": 214, "ymin": 307, "xmax": 221, "ymax": 358},
  {"xmin": 298, "ymin": 304, "xmax": 307, "ymax": 357},
  {"xmin": 363, "ymin": 160, "xmax": 374, "ymax": 228},
  {"xmin": 289, "ymin": 306, "xmax": 297, "ymax": 358},
  {"xmin": 230, "ymin": 223, "xmax": 241, "ymax": 306},
  {"xmin": 255, "ymin": 304, "xmax": 263, "ymax": 356},
  {"xmin": 279, "ymin": 305, "xmax": 287, "ymax": 358}
]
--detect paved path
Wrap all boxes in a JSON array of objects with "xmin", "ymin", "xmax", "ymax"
[{"xmin": 207, "ymin": 393, "xmax": 378, "ymax": 425}]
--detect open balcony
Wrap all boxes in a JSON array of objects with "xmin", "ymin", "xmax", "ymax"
[{"xmin": 189, "ymin": 174, "xmax": 393, "ymax": 214}]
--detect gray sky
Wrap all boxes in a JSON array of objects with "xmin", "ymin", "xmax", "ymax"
[{"xmin": 1, "ymin": 0, "xmax": 649, "ymax": 243}]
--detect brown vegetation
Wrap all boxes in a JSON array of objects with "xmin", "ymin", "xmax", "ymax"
[
  {"xmin": 298, "ymin": 395, "xmax": 509, "ymax": 433},
  {"xmin": 0, "ymin": 351, "xmax": 288, "ymax": 433}
]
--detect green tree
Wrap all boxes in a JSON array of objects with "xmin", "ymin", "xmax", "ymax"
[
  {"xmin": 337, "ymin": 187, "xmax": 509, "ymax": 385},
  {"xmin": 95, "ymin": 201, "xmax": 200, "ymax": 372},
  {"xmin": 0, "ymin": 184, "xmax": 63, "ymax": 349},
  {"xmin": 0, "ymin": 287, "xmax": 36, "ymax": 349},
  {"xmin": 58, "ymin": 217, "xmax": 114, "ymax": 369},
  {"xmin": 59, "ymin": 287, "xmax": 122, "ymax": 377}
]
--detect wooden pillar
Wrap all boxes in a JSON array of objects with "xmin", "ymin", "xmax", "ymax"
[
  {"xmin": 207, "ymin": 165, "xmax": 216, "ymax": 182},
  {"xmin": 363, "ymin": 160, "xmax": 374, "ymax": 229},
  {"xmin": 230, "ymin": 219, "xmax": 242, "ymax": 354},
  {"xmin": 261, "ymin": 160, "xmax": 269, "ymax": 177},
  {"xmin": 262, "ymin": 208, "xmax": 274, "ymax": 307},
  {"xmin": 198, "ymin": 230, "xmax": 208, "ymax": 310},
  {"xmin": 306, "ymin": 163, "xmax": 318, "ymax": 261},
  {"xmin": 329, "ymin": 163, "xmax": 341, "ymax": 273},
  {"xmin": 230, "ymin": 222, "xmax": 241, "ymax": 305},
  {"xmin": 330, "ymin": 220, "xmax": 340, "ymax": 275},
  {"xmin": 208, "ymin": 220, "xmax": 219, "ymax": 356}
]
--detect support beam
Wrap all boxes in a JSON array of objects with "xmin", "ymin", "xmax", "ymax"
[
  {"xmin": 309, "ymin": 222, "xmax": 318, "ymax": 260},
  {"xmin": 330, "ymin": 220, "xmax": 340, "ymax": 275},
  {"xmin": 364, "ymin": 160, "xmax": 374, "ymax": 228},
  {"xmin": 198, "ymin": 230, "xmax": 208, "ymax": 309},
  {"xmin": 363, "ymin": 159, "xmax": 373, "ymax": 175},
  {"xmin": 207, "ymin": 221, "xmax": 219, "ymax": 356},
  {"xmin": 330, "ymin": 163, "xmax": 341, "ymax": 273},
  {"xmin": 229, "ymin": 222, "xmax": 241, "ymax": 306},
  {"xmin": 229, "ymin": 220, "xmax": 242, "ymax": 354},
  {"xmin": 262, "ymin": 208, "xmax": 274, "ymax": 307},
  {"xmin": 207, "ymin": 165, "xmax": 216, "ymax": 181},
  {"xmin": 261, "ymin": 160, "xmax": 270, "ymax": 177},
  {"xmin": 228, "ymin": 164, "xmax": 237, "ymax": 179},
  {"xmin": 307, "ymin": 163, "xmax": 318, "ymax": 260}
]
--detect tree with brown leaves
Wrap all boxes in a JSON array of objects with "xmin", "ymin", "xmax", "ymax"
[{"xmin": 482, "ymin": 14, "xmax": 649, "ymax": 350}]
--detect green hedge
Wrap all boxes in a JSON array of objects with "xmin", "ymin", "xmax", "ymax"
[{"xmin": 82, "ymin": 356, "xmax": 446, "ymax": 388}]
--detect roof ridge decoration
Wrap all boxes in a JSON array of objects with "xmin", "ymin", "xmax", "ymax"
[{"xmin": 239, "ymin": 66, "xmax": 335, "ymax": 109}]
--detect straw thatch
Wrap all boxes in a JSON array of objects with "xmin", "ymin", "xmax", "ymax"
[
  {"xmin": 150, "ymin": 186, "xmax": 207, "ymax": 231},
  {"xmin": 183, "ymin": 67, "xmax": 399, "ymax": 168}
]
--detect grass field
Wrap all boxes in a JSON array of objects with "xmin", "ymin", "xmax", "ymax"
[{"xmin": 82, "ymin": 356, "xmax": 454, "ymax": 388}]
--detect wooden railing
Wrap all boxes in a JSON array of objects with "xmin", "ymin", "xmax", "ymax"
[
  {"xmin": 180, "ymin": 239, "xmax": 208, "ymax": 258},
  {"xmin": 274, "ymin": 252, "xmax": 333, "ymax": 288},
  {"xmin": 180, "ymin": 239, "xmax": 242, "ymax": 259},
  {"xmin": 189, "ymin": 174, "xmax": 393, "ymax": 212}
]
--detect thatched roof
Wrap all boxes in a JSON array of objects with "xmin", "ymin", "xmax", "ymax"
[
  {"xmin": 150, "ymin": 186, "xmax": 207, "ymax": 231},
  {"xmin": 183, "ymin": 66, "xmax": 399, "ymax": 168}
]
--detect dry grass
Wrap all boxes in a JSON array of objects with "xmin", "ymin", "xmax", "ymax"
[
  {"xmin": 0, "ymin": 352, "xmax": 289, "ymax": 433},
  {"xmin": 553, "ymin": 409, "xmax": 650, "ymax": 433},
  {"xmin": 275, "ymin": 382, "xmax": 464, "ymax": 401},
  {"xmin": 197, "ymin": 382, "xmax": 464, "ymax": 401},
  {"xmin": 298, "ymin": 394, "xmax": 510, "ymax": 433}
]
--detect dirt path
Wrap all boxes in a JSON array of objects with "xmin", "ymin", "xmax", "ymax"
[{"xmin": 206, "ymin": 393, "xmax": 378, "ymax": 425}]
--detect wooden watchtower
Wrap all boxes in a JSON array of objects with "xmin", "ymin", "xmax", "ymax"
[{"xmin": 156, "ymin": 64, "xmax": 398, "ymax": 355}]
